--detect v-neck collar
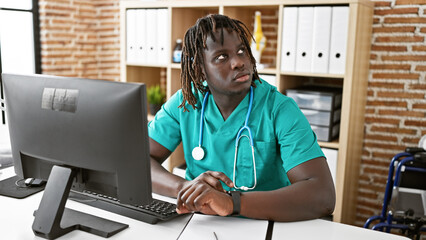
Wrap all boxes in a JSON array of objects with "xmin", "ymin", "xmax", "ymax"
[{"xmin": 204, "ymin": 90, "xmax": 252, "ymax": 135}]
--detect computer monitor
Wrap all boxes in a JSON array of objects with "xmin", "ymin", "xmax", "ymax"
[{"xmin": 2, "ymin": 73, "xmax": 152, "ymax": 239}]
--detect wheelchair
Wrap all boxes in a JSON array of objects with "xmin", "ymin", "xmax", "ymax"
[{"xmin": 364, "ymin": 147, "xmax": 426, "ymax": 239}]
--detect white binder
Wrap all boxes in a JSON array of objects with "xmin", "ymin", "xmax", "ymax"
[
  {"xmin": 135, "ymin": 9, "xmax": 147, "ymax": 64},
  {"xmin": 146, "ymin": 9, "xmax": 158, "ymax": 64},
  {"xmin": 280, "ymin": 7, "xmax": 298, "ymax": 72},
  {"xmin": 322, "ymin": 148, "xmax": 338, "ymax": 185},
  {"xmin": 329, "ymin": 6, "xmax": 349, "ymax": 74},
  {"xmin": 311, "ymin": 7, "xmax": 332, "ymax": 74},
  {"xmin": 157, "ymin": 9, "xmax": 168, "ymax": 65},
  {"xmin": 126, "ymin": 9, "xmax": 137, "ymax": 63},
  {"xmin": 295, "ymin": 7, "xmax": 314, "ymax": 73},
  {"xmin": 259, "ymin": 74, "xmax": 276, "ymax": 87}
]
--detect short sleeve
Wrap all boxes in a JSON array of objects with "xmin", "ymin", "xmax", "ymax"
[
  {"xmin": 148, "ymin": 91, "xmax": 182, "ymax": 152},
  {"xmin": 275, "ymin": 97, "xmax": 324, "ymax": 172}
]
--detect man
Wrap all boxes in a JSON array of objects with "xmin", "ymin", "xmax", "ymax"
[{"xmin": 148, "ymin": 14, "xmax": 335, "ymax": 221}]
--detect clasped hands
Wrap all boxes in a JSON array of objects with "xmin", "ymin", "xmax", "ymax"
[{"xmin": 176, "ymin": 171, "xmax": 235, "ymax": 216}]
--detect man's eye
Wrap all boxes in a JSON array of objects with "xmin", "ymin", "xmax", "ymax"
[
  {"xmin": 237, "ymin": 48, "xmax": 245, "ymax": 54},
  {"xmin": 216, "ymin": 54, "xmax": 226, "ymax": 60}
]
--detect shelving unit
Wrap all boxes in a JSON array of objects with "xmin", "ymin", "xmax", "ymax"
[{"xmin": 120, "ymin": 0, "xmax": 373, "ymax": 225}]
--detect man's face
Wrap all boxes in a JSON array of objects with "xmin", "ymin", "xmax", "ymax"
[{"xmin": 202, "ymin": 29, "xmax": 253, "ymax": 97}]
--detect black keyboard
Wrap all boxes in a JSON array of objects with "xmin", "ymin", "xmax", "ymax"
[{"xmin": 68, "ymin": 190, "xmax": 180, "ymax": 224}]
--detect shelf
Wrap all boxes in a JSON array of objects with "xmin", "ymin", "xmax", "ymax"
[
  {"xmin": 281, "ymin": 71, "xmax": 345, "ymax": 79},
  {"xmin": 318, "ymin": 139, "xmax": 339, "ymax": 149},
  {"xmin": 127, "ymin": 63, "xmax": 168, "ymax": 68},
  {"xmin": 258, "ymin": 68, "xmax": 278, "ymax": 75},
  {"xmin": 171, "ymin": 63, "xmax": 181, "ymax": 69},
  {"xmin": 120, "ymin": 0, "xmax": 373, "ymax": 225}
]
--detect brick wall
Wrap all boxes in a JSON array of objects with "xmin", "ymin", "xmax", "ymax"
[
  {"xmin": 356, "ymin": 0, "xmax": 426, "ymax": 227},
  {"xmin": 253, "ymin": 9, "xmax": 279, "ymax": 68},
  {"xmin": 39, "ymin": 0, "xmax": 120, "ymax": 81},
  {"xmin": 38, "ymin": 0, "xmax": 425, "ymax": 227}
]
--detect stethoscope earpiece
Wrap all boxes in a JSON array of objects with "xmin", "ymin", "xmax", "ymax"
[{"xmin": 192, "ymin": 87, "xmax": 257, "ymax": 190}]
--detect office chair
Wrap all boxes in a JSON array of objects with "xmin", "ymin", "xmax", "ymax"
[{"xmin": 364, "ymin": 146, "xmax": 426, "ymax": 240}]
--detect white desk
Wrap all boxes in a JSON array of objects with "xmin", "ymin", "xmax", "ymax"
[
  {"xmin": 272, "ymin": 219, "xmax": 409, "ymax": 240},
  {"xmin": 0, "ymin": 167, "xmax": 409, "ymax": 240},
  {"xmin": 0, "ymin": 167, "xmax": 191, "ymax": 240}
]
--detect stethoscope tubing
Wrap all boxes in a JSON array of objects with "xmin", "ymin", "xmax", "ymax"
[
  {"xmin": 194, "ymin": 86, "xmax": 257, "ymax": 190},
  {"xmin": 198, "ymin": 90, "xmax": 210, "ymax": 147}
]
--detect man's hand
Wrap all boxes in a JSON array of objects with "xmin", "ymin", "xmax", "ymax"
[{"xmin": 176, "ymin": 171, "xmax": 234, "ymax": 216}]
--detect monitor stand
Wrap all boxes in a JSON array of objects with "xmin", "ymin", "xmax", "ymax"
[{"xmin": 32, "ymin": 165, "xmax": 128, "ymax": 239}]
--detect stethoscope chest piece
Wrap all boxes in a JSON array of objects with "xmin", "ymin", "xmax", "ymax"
[{"xmin": 192, "ymin": 146, "xmax": 205, "ymax": 160}]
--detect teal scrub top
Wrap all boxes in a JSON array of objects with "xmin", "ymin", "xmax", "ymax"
[{"xmin": 148, "ymin": 80, "xmax": 324, "ymax": 191}]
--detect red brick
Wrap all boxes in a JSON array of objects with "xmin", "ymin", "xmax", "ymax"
[
  {"xmin": 365, "ymin": 134, "xmax": 398, "ymax": 142},
  {"xmin": 373, "ymin": 26, "xmax": 416, "ymax": 33},
  {"xmin": 49, "ymin": 19, "xmax": 77, "ymax": 25},
  {"xmin": 372, "ymin": 175, "xmax": 388, "ymax": 185},
  {"xmin": 382, "ymin": 55, "xmax": 426, "ymax": 61},
  {"xmin": 375, "ymin": 36, "xmax": 424, "ymax": 43},
  {"xmin": 369, "ymin": 64, "xmax": 411, "ymax": 71},
  {"xmin": 365, "ymin": 117, "xmax": 401, "ymax": 125},
  {"xmin": 372, "ymin": 73, "xmax": 420, "ymax": 80},
  {"xmin": 363, "ymin": 142, "xmax": 406, "ymax": 151},
  {"xmin": 357, "ymin": 198, "xmax": 383, "ymax": 209},
  {"xmin": 405, "ymin": 119, "xmax": 426, "ymax": 127},
  {"xmin": 396, "ymin": 0, "xmax": 426, "ymax": 4},
  {"xmin": 374, "ymin": 1, "xmax": 392, "ymax": 7},
  {"xmin": 416, "ymin": 65, "xmax": 426, "ymax": 71},
  {"xmin": 258, "ymin": 18, "xmax": 279, "ymax": 25},
  {"xmin": 42, "ymin": 5, "xmax": 77, "ymax": 12},
  {"xmin": 44, "ymin": 12, "xmax": 71, "ymax": 18},
  {"xmin": 374, "ymin": 8, "xmax": 419, "ymax": 15},
  {"xmin": 377, "ymin": 91, "xmax": 424, "ymax": 99},
  {"xmin": 356, "ymin": 213, "xmax": 375, "ymax": 224},
  {"xmin": 50, "ymin": 33, "xmax": 78, "ymax": 39},
  {"xmin": 402, "ymin": 137, "xmax": 421, "ymax": 144},
  {"xmin": 358, "ymin": 191, "xmax": 378, "ymax": 199},
  {"xmin": 371, "ymin": 45, "xmax": 407, "ymax": 52},
  {"xmin": 412, "ymin": 103, "xmax": 426, "ymax": 110},
  {"xmin": 361, "ymin": 158, "xmax": 391, "ymax": 167},
  {"xmin": 366, "ymin": 100, "xmax": 407, "ymax": 108},
  {"xmin": 365, "ymin": 108, "xmax": 375, "ymax": 114},
  {"xmin": 409, "ymin": 83, "xmax": 426, "ymax": 90},
  {"xmin": 368, "ymin": 81, "xmax": 404, "ymax": 89},
  {"xmin": 359, "ymin": 173, "xmax": 371, "ymax": 182},
  {"xmin": 370, "ymin": 126, "xmax": 417, "ymax": 135},
  {"xmin": 373, "ymin": 17, "xmax": 380, "ymax": 24},
  {"xmin": 413, "ymin": 45, "xmax": 426, "ymax": 51},
  {"xmin": 358, "ymin": 183, "xmax": 386, "ymax": 195},
  {"xmin": 378, "ymin": 109, "xmax": 425, "ymax": 118},
  {"xmin": 371, "ymin": 151, "xmax": 401, "ymax": 160},
  {"xmin": 384, "ymin": 17, "xmax": 426, "ymax": 24}
]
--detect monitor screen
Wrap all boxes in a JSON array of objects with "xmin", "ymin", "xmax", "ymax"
[{"xmin": 3, "ymin": 73, "xmax": 152, "ymax": 238}]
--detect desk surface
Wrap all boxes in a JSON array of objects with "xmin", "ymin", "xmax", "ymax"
[{"xmin": 0, "ymin": 167, "xmax": 409, "ymax": 240}]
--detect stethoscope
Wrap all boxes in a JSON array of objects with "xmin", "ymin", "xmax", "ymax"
[{"xmin": 191, "ymin": 87, "xmax": 257, "ymax": 191}]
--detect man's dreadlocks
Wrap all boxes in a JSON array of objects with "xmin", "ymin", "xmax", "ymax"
[{"xmin": 179, "ymin": 14, "xmax": 260, "ymax": 112}]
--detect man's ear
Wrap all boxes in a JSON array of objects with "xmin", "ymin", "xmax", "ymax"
[{"xmin": 200, "ymin": 64, "xmax": 207, "ymax": 81}]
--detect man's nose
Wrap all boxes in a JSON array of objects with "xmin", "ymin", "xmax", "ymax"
[{"xmin": 231, "ymin": 56, "xmax": 244, "ymax": 69}]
